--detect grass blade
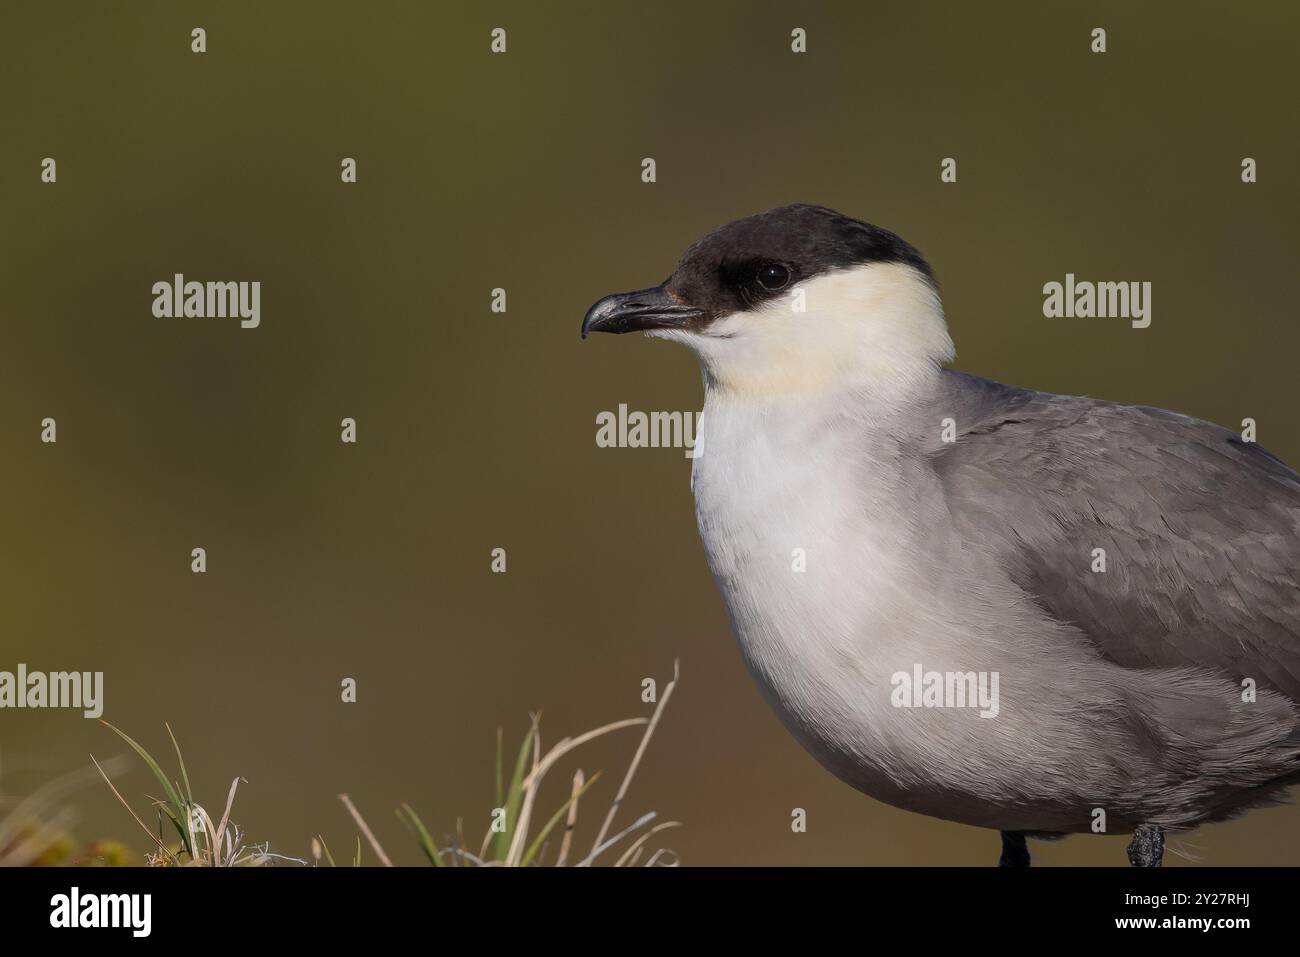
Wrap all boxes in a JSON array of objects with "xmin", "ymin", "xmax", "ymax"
[
  {"xmin": 101, "ymin": 721, "xmax": 192, "ymax": 856},
  {"xmin": 90, "ymin": 754, "xmax": 174, "ymax": 863},
  {"xmin": 339, "ymin": 793, "xmax": 393, "ymax": 867},
  {"xmin": 521, "ymin": 769, "xmax": 602, "ymax": 867},
  {"xmin": 166, "ymin": 723, "xmax": 194, "ymax": 808},
  {"xmin": 214, "ymin": 777, "xmax": 243, "ymax": 865},
  {"xmin": 398, "ymin": 803, "xmax": 443, "ymax": 867},
  {"xmin": 588, "ymin": 659, "xmax": 678, "ymax": 860},
  {"xmin": 555, "ymin": 769, "xmax": 584, "ymax": 867},
  {"xmin": 316, "ymin": 834, "xmax": 337, "ymax": 867},
  {"xmin": 493, "ymin": 714, "xmax": 537, "ymax": 861},
  {"xmin": 613, "ymin": 820, "xmax": 681, "ymax": 867}
]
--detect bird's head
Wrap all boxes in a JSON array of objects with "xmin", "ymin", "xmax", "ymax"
[{"xmin": 581, "ymin": 204, "xmax": 954, "ymax": 400}]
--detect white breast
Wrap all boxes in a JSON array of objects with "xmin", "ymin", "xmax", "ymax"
[
  {"xmin": 687, "ymin": 391, "xmax": 1073, "ymax": 821},
  {"xmin": 691, "ymin": 396, "xmax": 933, "ymax": 785}
]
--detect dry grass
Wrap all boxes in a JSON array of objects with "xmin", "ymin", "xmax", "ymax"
[
  {"xmin": 55, "ymin": 662, "xmax": 684, "ymax": 867},
  {"xmin": 91, "ymin": 722, "xmax": 302, "ymax": 866},
  {"xmin": 338, "ymin": 660, "xmax": 683, "ymax": 867}
]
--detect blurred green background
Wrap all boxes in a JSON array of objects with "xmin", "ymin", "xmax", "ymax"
[{"xmin": 1, "ymin": 1, "xmax": 1297, "ymax": 865}]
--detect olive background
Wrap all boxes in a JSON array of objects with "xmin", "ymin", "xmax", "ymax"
[{"xmin": 1, "ymin": 1, "xmax": 1297, "ymax": 866}]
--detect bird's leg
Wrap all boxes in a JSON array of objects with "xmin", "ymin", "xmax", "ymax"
[
  {"xmin": 998, "ymin": 831, "xmax": 1030, "ymax": 867},
  {"xmin": 1126, "ymin": 824, "xmax": 1165, "ymax": 867}
]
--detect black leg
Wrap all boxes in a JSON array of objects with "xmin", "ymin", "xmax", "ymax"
[
  {"xmin": 1126, "ymin": 824, "xmax": 1164, "ymax": 867},
  {"xmin": 999, "ymin": 830, "xmax": 1030, "ymax": 867}
]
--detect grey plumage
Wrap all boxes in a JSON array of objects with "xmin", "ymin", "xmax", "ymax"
[{"xmin": 926, "ymin": 370, "xmax": 1300, "ymax": 829}]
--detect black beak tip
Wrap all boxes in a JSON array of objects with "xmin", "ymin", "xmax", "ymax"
[
  {"xmin": 581, "ymin": 292, "xmax": 622, "ymax": 339},
  {"xmin": 580, "ymin": 284, "xmax": 699, "ymax": 340}
]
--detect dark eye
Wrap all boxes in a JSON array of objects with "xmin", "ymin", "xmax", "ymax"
[{"xmin": 756, "ymin": 262, "xmax": 790, "ymax": 291}]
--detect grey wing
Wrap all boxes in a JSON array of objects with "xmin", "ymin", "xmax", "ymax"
[{"xmin": 930, "ymin": 372, "xmax": 1300, "ymax": 701}]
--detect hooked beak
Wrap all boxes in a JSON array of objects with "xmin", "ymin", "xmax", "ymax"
[{"xmin": 581, "ymin": 283, "xmax": 703, "ymax": 338}]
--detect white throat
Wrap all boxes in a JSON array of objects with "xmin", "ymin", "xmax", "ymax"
[{"xmin": 653, "ymin": 261, "xmax": 954, "ymax": 412}]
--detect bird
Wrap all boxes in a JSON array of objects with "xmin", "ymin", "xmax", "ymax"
[{"xmin": 581, "ymin": 203, "xmax": 1300, "ymax": 867}]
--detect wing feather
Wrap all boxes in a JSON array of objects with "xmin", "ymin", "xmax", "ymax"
[{"xmin": 931, "ymin": 372, "xmax": 1300, "ymax": 699}]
